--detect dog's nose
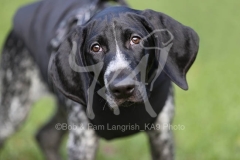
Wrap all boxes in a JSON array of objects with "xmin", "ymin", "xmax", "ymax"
[{"xmin": 110, "ymin": 80, "xmax": 135, "ymax": 99}]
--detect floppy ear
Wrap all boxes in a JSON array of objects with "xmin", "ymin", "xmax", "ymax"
[
  {"xmin": 49, "ymin": 27, "xmax": 89, "ymax": 105},
  {"xmin": 141, "ymin": 10, "xmax": 199, "ymax": 90}
]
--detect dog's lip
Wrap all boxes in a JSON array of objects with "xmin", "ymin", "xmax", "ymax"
[
  {"xmin": 119, "ymin": 101, "xmax": 135, "ymax": 107},
  {"xmin": 118, "ymin": 100, "xmax": 142, "ymax": 107}
]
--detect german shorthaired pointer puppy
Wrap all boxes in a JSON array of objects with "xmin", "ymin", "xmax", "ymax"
[{"xmin": 0, "ymin": 0, "xmax": 199, "ymax": 159}]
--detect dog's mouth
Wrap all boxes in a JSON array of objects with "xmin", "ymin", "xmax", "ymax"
[{"xmin": 119, "ymin": 101, "xmax": 136, "ymax": 107}]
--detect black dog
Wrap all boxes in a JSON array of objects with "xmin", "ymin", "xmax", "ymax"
[{"xmin": 0, "ymin": 0, "xmax": 199, "ymax": 159}]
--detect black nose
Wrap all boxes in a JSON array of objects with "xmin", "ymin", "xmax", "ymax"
[{"xmin": 109, "ymin": 80, "xmax": 135, "ymax": 99}]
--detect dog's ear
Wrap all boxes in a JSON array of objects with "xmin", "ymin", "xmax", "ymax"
[
  {"xmin": 141, "ymin": 10, "xmax": 199, "ymax": 90},
  {"xmin": 49, "ymin": 27, "xmax": 89, "ymax": 105}
]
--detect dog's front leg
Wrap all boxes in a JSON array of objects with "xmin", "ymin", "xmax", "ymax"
[
  {"xmin": 146, "ymin": 87, "xmax": 175, "ymax": 160},
  {"xmin": 67, "ymin": 102, "xmax": 99, "ymax": 160}
]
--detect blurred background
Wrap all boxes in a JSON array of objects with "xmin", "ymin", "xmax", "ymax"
[{"xmin": 0, "ymin": 0, "xmax": 239, "ymax": 159}]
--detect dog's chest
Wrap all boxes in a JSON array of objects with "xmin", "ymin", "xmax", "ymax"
[{"xmin": 88, "ymin": 78, "xmax": 171, "ymax": 140}]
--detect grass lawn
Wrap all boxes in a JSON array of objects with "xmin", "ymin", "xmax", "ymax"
[{"xmin": 0, "ymin": 0, "xmax": 240, "ymax": 159}]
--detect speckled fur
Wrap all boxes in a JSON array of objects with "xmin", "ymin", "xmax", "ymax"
[
  {"xmin": 0, "ymin": 32, "xmax": 100, "ymax": 160},
  {"xmin": 0, "ymin": 32, "xmax": 48, "ymax": 146},
  {"xmin": 147, "ymin": 86, "xmax": 175, "ymax": 160},
  {"xmin": 66, "ymin": 100, "xmax": 99, "ymax": 160}
]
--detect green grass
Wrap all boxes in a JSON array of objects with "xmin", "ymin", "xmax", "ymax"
[{"xmin": 0, "ymin": 0, "xmax": 240, "ymax": 159}]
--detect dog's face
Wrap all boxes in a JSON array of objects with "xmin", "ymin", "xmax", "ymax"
[
  {"xmin": 82, "ymin": 8, "xmax": 155, "ymax": 107},
  {"xmin": 50, "ymin": 6, "xmax": 199, "ymax": 109}
]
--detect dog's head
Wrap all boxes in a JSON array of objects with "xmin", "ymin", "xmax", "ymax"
[{"xmin": 50, "ymin": 6, "xmax": 199, "ymax": 109}]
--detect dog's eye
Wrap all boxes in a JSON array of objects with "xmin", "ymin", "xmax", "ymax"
[
  {"xmin": 130, "ymin": 36, "xmax": 141, "ymax": 45},
  {"xmin": 91, "ymin": 43, "xmax": 102, "ymax": 52}
]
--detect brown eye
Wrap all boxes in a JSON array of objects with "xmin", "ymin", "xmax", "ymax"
[
  {"xmin": 91, "ymin": 43, "xmax": 102, "ymax": 52},
  {"xmin": 130, "ymin": 36, "xmax": 141, "ymax": 45}
]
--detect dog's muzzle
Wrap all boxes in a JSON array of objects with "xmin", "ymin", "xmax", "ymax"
[{"xmin": 105, "ymin": 67, "xmax": 145, "ymax": 108}]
